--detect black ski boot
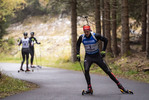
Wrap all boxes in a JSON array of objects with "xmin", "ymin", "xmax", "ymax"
[
  {"xmin": 117, "ymin": 83, "xmax": 133, "ymax": 94},
  {"xmin": 82, "ymin": 84, "xmax": 93, "ymax": 95},
  {"xmin": 20, "ymin": 69, "xmax": 24, "ymax": 71},
  {"xmin": 18, "ymin": 68, "xmax": 24, "ymax": 73}
]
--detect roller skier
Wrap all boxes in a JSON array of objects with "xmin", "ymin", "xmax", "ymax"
[
  {"xmin": 29, "ymin": 32, "xmax": 41, "ymax": 68},
  {"xmin": 18, "ymin": 32, "xmax": 31, "ymax": 72},
  {"xmin": 76, "ymin": 25, "xmax": 133, "ymax": 95}
]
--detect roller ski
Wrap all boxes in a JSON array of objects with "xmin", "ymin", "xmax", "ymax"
[
  {"xmin": 118, "ymin": 83, "xmax": 133, "ymax": 94},
  {"xmin": 18, "ymin": 69, "xmax": 24, "ymax": 73},
  {"xmin": 82, "ymin": 85, "xmax": 93, "ymax": 95},
  {"xmin": 120, "ymin": 89, "xmax": 133, "ymax": 94},
  {"xmin": 82, "ymin": 89, "xmax": 93, "ymax": 95},
  {"xmin": 25, "ymin": 69, "xmax": 34, "ymax": 72},
  {"xmin": 36, "ymin": 65, "xmax": 42, "ymax": 69},
  {"xmin": 30, "ymin": 65, "xmax": 36, "ymax": 68},
  {"xmin": 30, "ymin": 65, "xmax": 42, "ymax": 69}
]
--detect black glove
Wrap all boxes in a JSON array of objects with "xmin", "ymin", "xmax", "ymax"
[
  {"xmin": 101, "ymin": 51, "xmax": 106, "ymax": 58},
  {"xmin": 77, "ymin": 54, "xmax": 80, "ymax": 61}
]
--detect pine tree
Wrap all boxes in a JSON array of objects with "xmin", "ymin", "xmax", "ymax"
[
  {"xmin": 111, "ymin": 0, "xmax": 118, "ymax": 57},
  {"xmin": 104, "ymin": 0, "xmax": 112, "ymax": 53},
  {"xmin": 71, "ymin": 0, "xmax": 77, "ymax": 62},
  {"xmin": 141, "ymin": 0, "xmax": 147, "ymax": 51},
  {"xmin": 95, "ymin": 0, "xmax": 102, "ymax": 50},
  {"xmin": 147, "ymin": 0, "xmax": 149, "ymax": 58},
  {"xmin": 121, "ymin": 0, "xmax": 130, "ymax": 56}
]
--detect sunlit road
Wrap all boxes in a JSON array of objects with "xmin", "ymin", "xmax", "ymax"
[{"xmin": 0, "ymin": 63, "xmax": 149, "ymax": 100}]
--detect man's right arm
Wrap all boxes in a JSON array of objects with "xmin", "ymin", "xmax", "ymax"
[
  {"xmin": 18, "ymin": 39, "xmax": 22, "ymax": 46},
  {"xmin": 76, "ymin": 35, "xmax": 82, "ymax": 55}
]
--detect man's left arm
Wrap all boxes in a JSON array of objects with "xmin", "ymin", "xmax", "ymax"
[
  {"xmin": 34, "ymin": 37, "xmax": 40, "ymax": 44},
  {"xmin": 95, "ymin": 33, "xmax": 108, "ymax": 51}
]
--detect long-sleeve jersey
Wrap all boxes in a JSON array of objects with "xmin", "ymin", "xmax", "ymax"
[
  {"xmin": 76, "ymin": 32, "xmax": 108, "ymax": 55},
  {"xmin": 29, "ymin": 37, "xmax": 40, "ymax": 48}
]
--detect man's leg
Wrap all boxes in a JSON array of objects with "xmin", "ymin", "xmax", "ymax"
[
  {"xmin": 20, "ymin": 50, "xmax": 25, "ymax": 70},
  {"xmin": 26, "ymin": 52, "xmax": 29, "ymax": 70},
  {"xmin": 30, "ymin": 49, "xmax": 34, "ymax": 66},
  {"xmin": 96, "ymin": 57, "xmax": 128, "ymax": 92},
  {"xmin": 84, "ymin": 55, "xmax": 93, "ymax": 91}
]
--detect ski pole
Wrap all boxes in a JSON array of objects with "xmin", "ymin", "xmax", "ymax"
[
  {"xmin": 17, "ymin": 38, "xmax": 21, "ymax": 60},
  {"xmin": 34, "ymin": 46, "xmax": 42, "ymax": 68},
  {"xmin": 78, "ymin": 61, "xmax": 85, "ymax": 75},
  {"xmin": 34, "ymin": 48, "xmax": 38, "ymax": 66},
  {"xmin": 39, "ymin": 45, "xmax": 42, "ymax": 66}
]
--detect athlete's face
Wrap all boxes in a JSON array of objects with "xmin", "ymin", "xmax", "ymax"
[
  {"xmin": 24, "ymin": 35, "xmax": 27, "ymax": 38},
  {"xmin": 31, "ymin": 34, "xmax": 34, "ymax": 37},
  {"xmin": 84, "ymin": 30, "xmax": 90, "ymax": 37}
]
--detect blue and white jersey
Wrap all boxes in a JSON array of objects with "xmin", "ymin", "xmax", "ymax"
[{"xmin": 82, "ymin": 32, "xmax": 99, "ymax": 54}]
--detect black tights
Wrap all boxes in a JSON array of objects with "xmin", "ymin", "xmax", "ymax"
[
  {"xmin": 20, "ymin": 49, "xmax": 29, "ymax": 70},
  {"xmin": 84, "ymin": 53, "xmax": 120, "ymax": 87},
  {"xmin": 30, "ymin": 48, "xmax": 34, "ymax": 65}
]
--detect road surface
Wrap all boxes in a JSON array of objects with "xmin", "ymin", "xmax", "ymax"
[{"xmin": 0, "ymin": 63, "xmax": 149, "ymax": 100}]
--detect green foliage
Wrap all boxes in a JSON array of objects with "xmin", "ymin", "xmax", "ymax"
[
  {"xmin": 8, "ymin": 38, "xmax": 15, "ymax": 45},
  {"xmin": 125, "ymin": 70, "xmax": 138, "ymax": 75},
  {"xmin": 0, "ymin": 0, "xmax": 26, "ymax": 22},
  {"xmin": 0, "ymin": 38, "xmax": 16, "ymax": 55},
  {"xmin": 0, "ymin": 0, "xmax": 26, "ymax": 39}
]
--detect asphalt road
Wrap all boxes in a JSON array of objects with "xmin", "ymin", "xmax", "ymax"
[{"xmin": 0, "ymin": 63, "xmax": 149, "ymax": 100}]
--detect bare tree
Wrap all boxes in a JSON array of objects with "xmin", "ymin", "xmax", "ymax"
[
  {"xmin": 101, "ymin": 0, "xmax": 105, "ymax": 37},
  {"xmin": 147, "ymin": 0, "xmax": 149, "ymax": 58},
  {"xmin": 104, "ymin": 0, "xmax": 112, "ymax": 53},
  {"xmin": 71, "ymin": 0, "xmax": 77, "ymax": 62},
  {"xmin": 121, "ymin": 0, "xmax": 130, "ymax": 56},
  {"xmin": 95, "ymin": 0, "xmax": 102, "ymax": 50},
  {"xmin": 141, "ymin": 0, "xmax": 147, "ymax": 51},
  {"xmin": 111, "ymin": 0, "xmax": 118, "ymax": 57}
]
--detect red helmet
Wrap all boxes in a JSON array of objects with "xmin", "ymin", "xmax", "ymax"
[{"xmin": 83, "ymin": 25, "xmax": 91, "ymax": 31}]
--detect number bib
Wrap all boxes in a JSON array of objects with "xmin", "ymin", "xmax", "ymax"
[
  {"xmin": 82, "ymin": 33, "xmax": 99, "ymax": 54},
  {"xmin": 21, "ymin": 38, "xmax": 29, "ymax": 48}
]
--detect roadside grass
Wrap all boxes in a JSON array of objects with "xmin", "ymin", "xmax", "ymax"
[{"xmin": 0, "ymin": 72, "xmax": 38, "ymax": 99}]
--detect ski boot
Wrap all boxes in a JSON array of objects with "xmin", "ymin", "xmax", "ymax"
[
  {"xmin": 82, "ymin": 84, "xmax": 93, "ymax": 95},
  {"xmin": 25, "ymin": 69, "xmax": 31, "ymax": 72},
  {"xmin": 30, "ymin": 65, "xmax": 36, "ymax": 68},
  {"xmin": 18, "ymin": 69, "xmax": 24, "ymax": 73},
  {"xmin": 117, "ymin": 83, "xmax": 133, "ymax": 94}
]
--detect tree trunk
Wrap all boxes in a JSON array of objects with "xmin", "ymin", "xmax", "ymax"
[
  {"xmin": 104, "ymin": 0, "xmax": 112, "ymax": 53},
  {"xmin": 95, "ymin": 0, "xmax": 102, "ymax": 50},
  {"xmin": 111, "ymin": 0, "xmax": 118, "ymax": 57},
  {"xmin": 71, "ymin": 0, "xmax": 77, "ymax": 62},
  {"xmin": 121, "ymin": 0, "xmax": 130, "ymax": 56},
  {"xmin": 147, "ymin": 0, "xmax": 149, "ymax": 58},
  {"xmin": 141, "ymin": 0, "xmax": 147, "ymax": 51},
  {"xmin": 101, "ymin": 0, "xmax": 105, "ymax": 37}
]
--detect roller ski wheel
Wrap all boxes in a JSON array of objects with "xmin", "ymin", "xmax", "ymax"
[
  {"xmin": 18, "ymin": 69, "xmax": 24, "ymax": 73},
  {"xmin": 120, "ymin": 89, "xmax": 133, "ymax": 94},
  {"xmin": 82, "ymin": 89, "xmax": 93, "ymax": 95}
]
